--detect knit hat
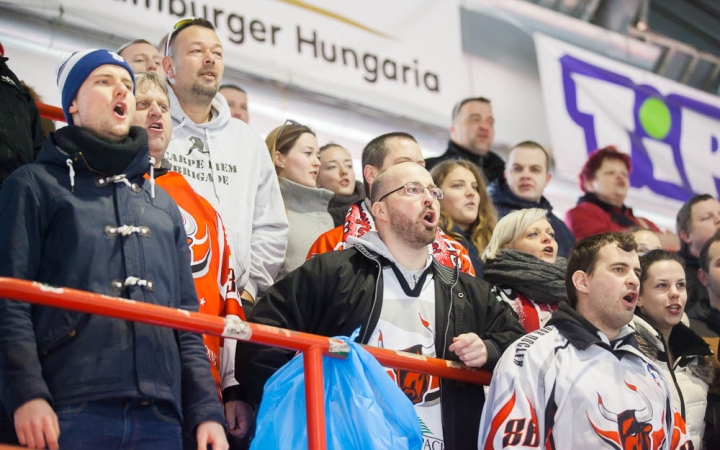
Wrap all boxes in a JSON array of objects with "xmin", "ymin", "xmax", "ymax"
[{"xmin": 57, "ymin": 49, "xmax": 135, "ymax": 125}]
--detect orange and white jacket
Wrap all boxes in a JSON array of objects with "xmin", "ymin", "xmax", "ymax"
[{"xmin": 154, "ymin": 170, "xmax": 244, "ymax": 394}]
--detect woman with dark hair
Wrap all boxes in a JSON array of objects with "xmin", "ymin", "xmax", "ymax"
[
  {"xmin": 266, "ymin": 121, "xmax": 335, "ymax": 277},
  {"xmin": 482, "ymin": 208, "xmax": 567, "ymax": 332},
  {"xmin": 316, "ymin": 143, "xmax": 365, "ymax": 227},
  {"xmin": 631, "ymin": 249, "xmax": 714, "ymax": 449},
  {"xmin": 430, "ymin": 159, "xmax": 495, "ymax": 276}
]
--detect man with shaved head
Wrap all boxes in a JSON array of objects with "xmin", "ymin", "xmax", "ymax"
[{"xmin": 229, "ymin": 161, "xmax": 524, "ymax": 450}]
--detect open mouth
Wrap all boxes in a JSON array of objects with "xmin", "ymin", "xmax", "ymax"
[
  {"xmin": 422, "ymin": 210, "xmax": 437, "ymax": 227},
  {"xmin": 200, "ymin": 71, "xmax": 216, "ymax": 80},
  {"xmin": 542, "ymin": 246, "xmax": 554, "ymax": 256},
  {"xmin": 622, "ymin": 291, "xmax": 638, "ymax": 307},
  {"xmin": 148, "ymin": 121, "xmax": 164, "ymax": 131},
  {"xmin": 113, "ymin": 102, "xmax": 127, "ymax": 118},
  {"xmin": 340, "ymin": 179, "xmax": 350, "ymax": 186},
  {"xmin": 667, "ymin": 304, "xmax": 683, "ymax": 315}
]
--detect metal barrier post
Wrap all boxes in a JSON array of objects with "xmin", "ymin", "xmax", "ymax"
[{"xmin": 304, "ymin": 346, "xmax": 327, "ymax": 450}]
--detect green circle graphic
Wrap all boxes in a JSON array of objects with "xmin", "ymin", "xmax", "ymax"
[{"xmin": 639, "ymin": 97, "xmax": 671, "ymax": 140}]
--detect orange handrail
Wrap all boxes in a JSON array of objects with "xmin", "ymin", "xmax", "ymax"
[
  {"xmin": 0, "ymin": 278, "xmax": 491, "ymax": 449},
  {"xmin": 37, "ymin": 102, "xmax": 64, "ymax": 122}
]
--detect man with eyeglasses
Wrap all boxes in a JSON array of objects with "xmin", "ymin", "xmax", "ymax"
[
  {"xmin": 307, "ymin": 131, "xmax": 477, "ymax": 276},
  {"xmin": 230, "ymin": 161, "xmax": 525, "ymax": 450},
  {"xmin": 425, "ymin": 97, "xmax": 505, "ymax": 184},
  {"xmin": 161, "ymin": 17, "xmax": 288, "ymax": 315}
]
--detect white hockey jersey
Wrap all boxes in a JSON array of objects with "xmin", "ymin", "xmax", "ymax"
[{"xmin": 478, "ymin": 304, "xmax": 694, "ymax": 450}]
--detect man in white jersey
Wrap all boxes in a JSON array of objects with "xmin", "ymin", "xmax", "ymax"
[
  {"xmin": 479, "ymin": 232, "xmax": 693, "ymax": 449},
  {"xmin": 229, "ymin": 162, "xmax": 524, "ymax": 449}
]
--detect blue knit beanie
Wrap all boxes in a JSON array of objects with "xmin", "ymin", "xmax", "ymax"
[{"xmin": 56, "ymin": 49, "xmax": 135, "ymax": 125}]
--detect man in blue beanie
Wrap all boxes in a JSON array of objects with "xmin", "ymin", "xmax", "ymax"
[{"xmin": 0, "ymin": 49, "xmax": 227, "ymax": 450}]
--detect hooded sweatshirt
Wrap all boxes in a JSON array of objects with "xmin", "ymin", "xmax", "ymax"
[{"xmin": 164, "ymin": 88, "xmax": 289, "ymax": 299}]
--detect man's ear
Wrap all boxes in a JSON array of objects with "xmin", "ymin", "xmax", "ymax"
[
  {"xmin": 68, "ymin": 99, "xmax": 79, "ymax": 115},
  {"xmin": 371, "ymin": 200, "xmax": 388, "ymax": 223},
  {"xmin": 162, "ymin": 56, "xmax": 174, "ymax": 81},
  {"xmin": 363, "ymin": 165, "xmax": 377, "ymax": 193},
  {"xmin": 679, "ymin": 229, "xmax": 691, "ymax": 246},
  {"xmin": 698, "ymin": 268, "xmax": 709, "ymax": 288},
  {"xmin": 572, "ymin": 270, "xmax": 589, "ymax": 294},
  {"xmin": 544, "ymin": 172, "xmax": 552, "ymax": 187}
]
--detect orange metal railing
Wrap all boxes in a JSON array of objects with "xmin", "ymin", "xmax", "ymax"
[
  {"xmin": 0, "ymin": 278, "xmax": 491, "ymax": 450},
  {"xmin": 37, "ymin": 102, "xmax": 64, "ymax": 122}
]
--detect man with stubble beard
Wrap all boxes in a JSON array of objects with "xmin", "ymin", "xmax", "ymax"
[{"xmin": 230, "ymin": 162, "xmax": 524, "ymax": 449}]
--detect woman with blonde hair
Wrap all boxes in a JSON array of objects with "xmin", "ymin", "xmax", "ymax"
[
  {"xmin": 431, "ymin": 159, "xmax": 496, "ymax": 276},
  {"xmin": 482, "ymin": 208, "xmax": 567, "ymax": 331},
  {"xmin": 265, "ymin": 120, "xmax": 335, "ymax": 277}
]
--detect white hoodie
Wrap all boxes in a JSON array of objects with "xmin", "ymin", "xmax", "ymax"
[{"xmin": 165, "ymin": 88, "xmax": 288, "ymax": 299}]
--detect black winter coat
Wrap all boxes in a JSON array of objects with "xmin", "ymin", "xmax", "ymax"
[{"xmin": 232, "ymin": 243, "xmax": 525, "ymax": 450}]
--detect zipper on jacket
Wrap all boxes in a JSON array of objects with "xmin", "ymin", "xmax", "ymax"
[{"xmin": 359, "ymin": 257, "xmax": 382, "ymax": 344}]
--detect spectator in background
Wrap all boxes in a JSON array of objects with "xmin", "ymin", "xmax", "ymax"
[
  {"xmin": 694, "ymin": 232, "xmax": 720, "ymax": 448},
  {"xmin": 117, "ymin": 39, "xmax": 164, "ymax": 76},
  {"xmin": 488, "ymin": 140, "xmax": 575, "ymax": 257},
  {"xmin": 425, "ymin": 97, "xmax": 504, "ymax": 184},
  {"xmin": 431, "ymin": 159, "xmax": 495, "ymax": 276},
  {"xmin": 677, "ymin": 194, "xmax": 720, "ymax": 313},
  {"xmin": 479, "ymin": 232, "xmax": 693, "ymax": 449},
  {"xmin": 630, "ymin": 250, "xmax": 713, "ymax": 449},
  {"xmin": 219, "ymin": 84, "xmax": 249, "ymax": 123},
  {"xmin": 131, "ymin": 71, "xmax": 245, "ymax": 449},
  {"xmin": 0, "ymin": 49, "xmax": 226, "ymax": 450},
  {"xmin": 316, "ymin": 143, "xmax": 365, "ymax": 227},
  {"xmin": 265, "ymin": 120, "xmax": 335, "ymax": 277},
  {"xmin": 232, "ymin": 161, "xmax": 525, "ymax": 450},
  {"xmin": 482, "ymin": 208, "xmax": 568, "ymax": 332},
  {"xmin": 307, "ymin": 132, "xmax": 477, "ymax": 276},
  {"xmin": 0, "ymin": 42, "xmax": 45, "ymax": 188},
  {"xmin": 162, "ymin": 17, "xmax": 288, "ymax": 309},
  {"xmin": 564, "ymin": 146, "xmax": 678, "ymax": 250},
  {"xmin": 633, "ymin": 228, "xmax": 663, "ymax": 256}
]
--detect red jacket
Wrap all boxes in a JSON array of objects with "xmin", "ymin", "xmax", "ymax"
[{"xmin": 564, "ymin": 198, "xmax": 660, "ymax": 239}]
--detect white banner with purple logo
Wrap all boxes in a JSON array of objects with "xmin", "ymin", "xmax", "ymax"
[{"xmin": 535, "ymin": 33, "xmax": 720, "ymax": 207}]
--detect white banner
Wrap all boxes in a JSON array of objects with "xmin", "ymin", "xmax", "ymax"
[
  {"xmin": 7, "ymin": 0, "xmax": 466, "ymax": 126},
  {"xmin": 535, "ymin": 33, "xmax": 720, "ymax": 206}
]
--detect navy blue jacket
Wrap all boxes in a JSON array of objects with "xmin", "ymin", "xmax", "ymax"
[
  {"xmin": 488, "ymin": 176, "xmax": 576, "ymax": 258},
  {"xmin": 0, "ymin": 126, "xmax": 223, "ymax": 432}
]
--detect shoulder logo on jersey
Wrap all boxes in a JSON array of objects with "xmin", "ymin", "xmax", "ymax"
[
  {"xmin": 588, "ymin": 381, "xmax": 669, "ymax": 450},
  {"xmin": 178, "ymin": 205, "xmax": 212, "ymax": 278},
  {"xmin": 187, "ymin": 136, "xmax": 208, "ymax": 155},
  {"xmin": 379, "ymin": 311, "xmax": 440, "ymax": 405}
]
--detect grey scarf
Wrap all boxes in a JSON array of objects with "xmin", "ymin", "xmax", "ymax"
[{"xmin": 483, "ymin": 249, "xmax": 568, "ymax": 304}]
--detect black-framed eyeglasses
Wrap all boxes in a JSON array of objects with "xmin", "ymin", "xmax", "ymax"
[
  {"xmin": 165, "ymin": 18, "xmax": 194, "ymax": 56},
  {"xmin": 273, "ymin": 119, "xmax": 302, "ymax": 151},
  {"xmin": 377, "ymin": 182, "xmax": 443, "ymax": 203}
]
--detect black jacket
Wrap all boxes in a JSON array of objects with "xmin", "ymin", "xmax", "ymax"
[
  {"xmin": 488, "ymin": 176, "xmax": 576, "ymax": 258},
  {"xmin": 0, "ymin": 56, "xmax": 44, "ymax": 187},
  {"xmin": 425, "ymin": 140, "xmax": 505, "ymax": 184},
  {"xmin": 232, "ymin": 242, "xmax": 525, "ymax": 450}
]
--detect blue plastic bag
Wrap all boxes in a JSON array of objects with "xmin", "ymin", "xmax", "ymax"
[{"xmin": 250, "ymin": 330, "xmax": 423, "ymax": 450}]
